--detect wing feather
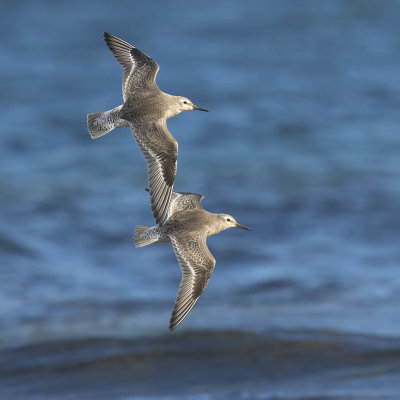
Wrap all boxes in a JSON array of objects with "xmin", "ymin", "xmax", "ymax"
[
  {"xmin": 129, "ymin": 121, "xmax": 177, "ymax": 225},
  {"xmin": 169, "ymin": 234, "xmax": 215, "ymax": 331},
  {"xmin": 167, "ymin": 193, "xmax": 204, "ymax": 219},
  {"xmin": 104, "ymin": 32, "xmax": 159, "ymax": 100}
]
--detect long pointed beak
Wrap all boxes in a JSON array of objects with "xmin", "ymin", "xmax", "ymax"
[
  {"xmin": 236, "ymin": 223, "xmax": 251, "ymax": 230},
  {"xmin": 193, "ymin": 104, "xmax": 209, "ymax": 112}
]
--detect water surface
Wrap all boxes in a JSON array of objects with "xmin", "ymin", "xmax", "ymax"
[{"xmin": 1, "ymin": 1, "xmax": 400, "ymax": 399}]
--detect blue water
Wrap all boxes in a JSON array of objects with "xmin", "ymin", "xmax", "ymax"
[{"xmin": 1, "ymin": 1, "xmax": 400, "ymax": 399}]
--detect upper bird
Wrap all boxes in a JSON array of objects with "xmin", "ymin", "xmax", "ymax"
[
  {"xmin": 134, "ymin": 191, "xmax": 251, "ymax": 331},
  {"xmin": 87, "ymin": 33, "xmax": 208, "ymax": 225}
]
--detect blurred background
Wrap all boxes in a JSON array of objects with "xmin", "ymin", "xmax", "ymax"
[{"xmin": 1, "ymin": 0, "xmax": 400, "ymax": 399}]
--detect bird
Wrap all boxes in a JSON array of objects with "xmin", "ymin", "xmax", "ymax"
[
  {"xmin": 87, "ymin": 33, "xmax": 208, "ymax": 226},
  {"xmin": 134, "ymin": 191, "xmax": 251, "ymax": 331}
]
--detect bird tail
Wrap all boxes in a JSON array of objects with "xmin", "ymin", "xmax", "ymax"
[
  {"xmin": 87, "ymin": 105, "xmax": 128, "ymax": 139},
  {"xmin": 134, "ymin": 225, "xmax": 162, "ymax": 247}
]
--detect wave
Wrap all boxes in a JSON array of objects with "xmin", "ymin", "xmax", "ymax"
[{"xmin": 1, "ymin": 329, "xmax": 399, "ymax": 399}]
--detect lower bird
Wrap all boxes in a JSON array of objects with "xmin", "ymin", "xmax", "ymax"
[
  {"xmin": 87, "ymin": 33, "xmax": 208, "ymax": 226},
  {"xmin": 134, "ymin": 191, "xmax": 251, "ymax": 331}
]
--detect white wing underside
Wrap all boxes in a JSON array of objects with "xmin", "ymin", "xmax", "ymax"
[
  {"xmin": 129, "ymin": 122, "xmax": 177, "ymax": 225},
  {"xmin": 169, "ymin": 234, "xmax": 215, "ymax": 331}
]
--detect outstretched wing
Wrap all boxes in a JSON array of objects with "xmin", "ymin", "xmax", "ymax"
[
  {"xmin": 167, "ymin": 192, "xmax": 204, "ymax": 218},
  {"xmin": 129, "ymin": 121, "xmax": 177, "ymax": 226},
  {"xmin": 169, "ymin": 233, "xmax": 216, "ymax": 331},
  {"xmin": 104, "ymin": 32, "xmax": 159, "ymax": 100}
]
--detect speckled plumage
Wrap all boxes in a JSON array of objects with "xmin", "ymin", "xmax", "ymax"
[
  {"xmin": 134, "ymin": 191, "xmax": 251, "ymax": 331},
  {"xmin": 87, "ymin": 33, "xmax": 208, "ymax": 226}
]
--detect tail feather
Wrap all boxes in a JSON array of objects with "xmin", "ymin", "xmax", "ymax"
[
  {"xmin": 134, "ymin": 225, "xmax": 161, "ymax": 247},
  {"xmin": 87, "ymin": 112, "xmax": 111, "ymax": 139},
  {"xmin": 87, "ymin": 105, "xmax": 128, "ymax": 139}
]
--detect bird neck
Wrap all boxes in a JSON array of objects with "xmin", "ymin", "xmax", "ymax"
[
  {"xmin": 163, "ymin": 94, "xmax": 182, "ymax": 119},
  {"xmin": 206, "ymin": 214, "xmax": 225, "ymax": 237}
]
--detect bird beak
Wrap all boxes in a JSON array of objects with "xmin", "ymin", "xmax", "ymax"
[
  {"xmin": 192, "ymin": 104, "xmax": 209, "ymax": 112},
  {"xmin": 236, "ymin": 223, "xmax": 251, "ymax": 230}
]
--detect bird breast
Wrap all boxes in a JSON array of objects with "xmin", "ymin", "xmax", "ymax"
[{"xmin": 121, "ymin": 91, "xmax": 168, "ymax": 122}]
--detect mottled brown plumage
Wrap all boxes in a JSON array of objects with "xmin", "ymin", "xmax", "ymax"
[
  {"xmin": 134, "ymin": 191, "xmax": 251, "ymax": 331},
  {"xmin": 87, "ymin": 33, "xmax": 208, "ymax": 225}
]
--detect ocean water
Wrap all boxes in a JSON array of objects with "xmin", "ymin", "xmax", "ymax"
[{"xmin": 1, "ymin": 1, "xmax": 400, "ymax": 399}]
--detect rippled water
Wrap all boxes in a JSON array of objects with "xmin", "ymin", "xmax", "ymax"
[{"xmin": 1, "ymin": 1, "xmax": 400, "ymax": 399}]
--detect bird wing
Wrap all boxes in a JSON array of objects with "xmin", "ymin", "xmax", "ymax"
[
  {"xmin": 104, "ymin": 32, "xmax": 159, "ymax": 101},
  {"xmin": 169, "ymin": 233, "xmax": 216, "ymax": 331},
  {"xmin": 167, "ymin": 192, "xmax": 205, "ymax": 218},
  {"xmin": 129, "ymin": 120, "xmax": 177, "ymax": 226}
]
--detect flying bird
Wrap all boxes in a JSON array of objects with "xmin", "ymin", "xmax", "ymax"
[
  {"xmin": 134, "ymin": 191, "xmax": 250, "ymax": 331},
  {"xmin": 87, "ymin": 33, "xmax": 208, "ymax": 225}
]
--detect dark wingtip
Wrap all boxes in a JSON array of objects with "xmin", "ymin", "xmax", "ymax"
[
  {"xmin": 169, "ymin": 321, "xmax": 176, "ymax": 332},
  {"xmin": 103, "ymin": 32, "xmax": 111, "ymax": 47},
  {"xmin": 103, "ymin": 32, "xmax": 116, "ymax": 48}
]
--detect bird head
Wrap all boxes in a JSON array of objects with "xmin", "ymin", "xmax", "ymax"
[
  {"xmin": 215, "ymin": 214, "xmax": 251, "ymax": 234},
  {"xmin": 167, "ymin": 96, "xmax": 208, "ymax": 118}
]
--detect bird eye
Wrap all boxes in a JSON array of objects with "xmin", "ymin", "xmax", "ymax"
[
  {"xmin": 183, "ymin": 101, "xmax": 187, "ymax": 104},
  {"xmin": 227, "ymin": 218, "xmax": 231, "ymax": 222}
]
